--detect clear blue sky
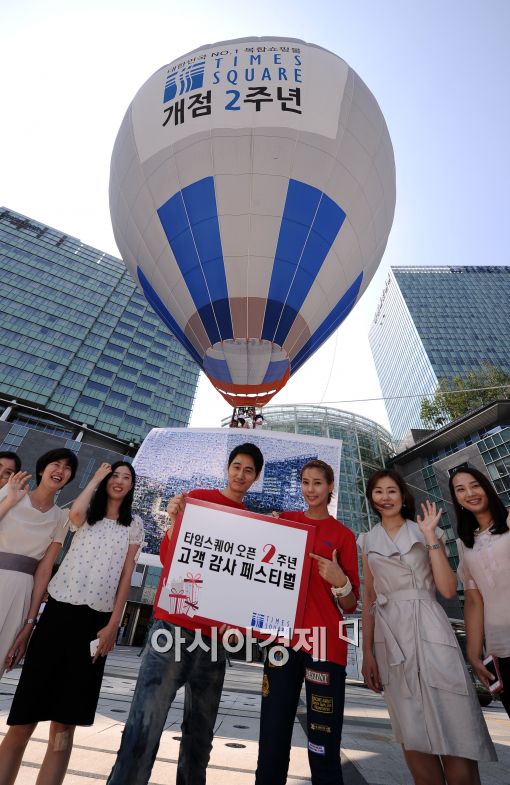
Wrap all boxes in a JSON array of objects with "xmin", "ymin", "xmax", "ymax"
[{"xmin": 2, "ymin": 0, "xmax": 509, "ymax": 430}]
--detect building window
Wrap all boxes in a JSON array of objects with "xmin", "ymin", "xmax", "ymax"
[{"xmin": 77, "ymin": 395, "xmax": 101, "ymax": 408}]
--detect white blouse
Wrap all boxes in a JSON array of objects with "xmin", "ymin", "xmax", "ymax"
[
  {"xmin": 457, "ymin": 520, "xmax": 510, "ymax": 657},
  {"xmin": 49, "ymin": 515, "xmax": 145, "ymax": 612},
  {"xmin": 0, "ymin": 485, "xmax": 68, "ymax": 558}
]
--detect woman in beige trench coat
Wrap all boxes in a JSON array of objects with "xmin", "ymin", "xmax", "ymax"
[{"xmin": 360, "ymin": 469, "xmax": 496, "ymax": 785}]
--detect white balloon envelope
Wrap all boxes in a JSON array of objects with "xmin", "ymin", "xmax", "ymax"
[{"xmin": 110, "ymin": 36, "xmax": 396, "ymax": 406}]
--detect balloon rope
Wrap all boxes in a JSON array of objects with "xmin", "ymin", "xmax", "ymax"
[{"xmin": 319, "ymin": 329, "xmax": 339, "ymax": 404}]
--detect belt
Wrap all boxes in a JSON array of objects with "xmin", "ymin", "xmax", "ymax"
[
  {"xmin": 376, "ymin": 589, "xmax": 435, "ymax": 607},
  {"xmin": 372, "ymin": 589, "xmax": 436, "ymax": 669},
  {"xmin": 0, "ymin": 551, "xmax": 38, "ymax": 575}
]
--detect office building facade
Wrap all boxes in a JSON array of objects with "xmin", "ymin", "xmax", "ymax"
[
  {"xmin": 369, "ymin": 266, "xmax": 510, "ymax": 441},
  {"xmin": 0, "ymin": 401, "xmax": 135, "ymax": 507},
  {"xmin": 0, "ymin": 208, "xmax": 199, "ymax": 445}
]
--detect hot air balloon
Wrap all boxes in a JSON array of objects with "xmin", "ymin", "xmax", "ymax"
[{"xmin": 109, "ymin": 36, "xmax": 395, "ymax": 407}]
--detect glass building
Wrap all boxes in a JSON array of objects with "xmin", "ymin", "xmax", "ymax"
[
  {"xmin": 248, "ymin": 404, "xmax": 394, "ymax": 537},
  {"xmin": 0, "ymin": 208, "xmax": 199, "ymax": 444},
  {"xmin": 369, "ymin": 266, "xmax": 510, "ymax": 441}
]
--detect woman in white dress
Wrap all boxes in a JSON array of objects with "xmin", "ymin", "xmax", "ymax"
[
  {"xmin": 360, "ymin": 469, "xmax": 496, "ymax": 785},
  {"xmin": 0, "ymin": 461, "xmax": 144, "ymax": 785},
  {"xmin": 449, "ymin": 466, "xmax": 510, "ymax": 716},
  {"xmin": 0, "ymin": 448, "xmax": 78, "ymax": 678}
]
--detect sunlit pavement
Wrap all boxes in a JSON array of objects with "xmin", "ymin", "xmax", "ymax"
[{"xmin": 1, "ymin": 647, "xmax": 509, "ymax": 784}]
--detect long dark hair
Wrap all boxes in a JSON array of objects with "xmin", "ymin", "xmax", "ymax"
[
  {"xmin": 87, "ymin": 461, "xmax": 136, "ymax": 527},
  {"xmin": 366, "ymin": 469, "xmax": 416, "ymax": 521},
  {"xmin": 448, "ymin": 467, "xmax": 509, "ymax": 548}
]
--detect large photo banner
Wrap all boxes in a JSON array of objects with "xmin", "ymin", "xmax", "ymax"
[
  {"xmin": 133, "ymin": 427, "xmax": 342, "ymax": 556},
  {"xmin": 155, "ymin": 498, "xmax": 316, "ymax": 636}
]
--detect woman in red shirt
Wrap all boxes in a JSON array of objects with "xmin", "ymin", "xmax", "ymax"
[{"xmin": 255, "ymin": 459, "xmax": 360, "ymax": 785}]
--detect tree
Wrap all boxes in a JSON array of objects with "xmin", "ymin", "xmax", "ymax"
[{"xmin": 420, "ymin": 363, "xmax": 510, "ymax": 428}]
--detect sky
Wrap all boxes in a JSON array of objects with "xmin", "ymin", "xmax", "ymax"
[{"xmin": 2, "ymin": 0, "xmax": 509, "ymax": 433}]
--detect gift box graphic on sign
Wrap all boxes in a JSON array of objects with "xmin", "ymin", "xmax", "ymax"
[
  {"xmin": 183, "ymin": 572, "xmax": 203, "ymax": 612},
  {"xmin": 163, "ymin": 574, "xmax": 203, "ymax": 616},
  {"xmin": 168, "ymin": 579, "xmax": 187, "ymax": 614}
]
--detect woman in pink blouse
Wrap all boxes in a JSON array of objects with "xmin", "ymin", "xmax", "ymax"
[{"xmin": 449, "ymin": 466, "xmax": 510, "ymax": 716}]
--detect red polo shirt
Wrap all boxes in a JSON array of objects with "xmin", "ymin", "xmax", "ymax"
[{"xmin": 281, "ymin": 511, "xmax": 359, "ymax": 666}]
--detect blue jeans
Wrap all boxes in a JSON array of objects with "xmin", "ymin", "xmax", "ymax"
[
  {"xmin": 106, "ymin": 620, "xmax": 226, "ymax": 785},
  {"xmin": 255, "ymin": 647, "xmax": 346, "ymax": 785}
]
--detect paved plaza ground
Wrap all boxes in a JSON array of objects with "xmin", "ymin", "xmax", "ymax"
[{"xmin": 1, "ymin": 646, "xmax": 509, "ymax": 784}]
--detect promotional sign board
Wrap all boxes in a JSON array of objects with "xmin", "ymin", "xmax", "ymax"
[{"xmin": 154, "ymin": 498, "xmax": 316, "ymax": 637}]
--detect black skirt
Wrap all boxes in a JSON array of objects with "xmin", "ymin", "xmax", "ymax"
[{"xmin": 8, "ymin": 596, "xmax": 111, "ymax": 726}]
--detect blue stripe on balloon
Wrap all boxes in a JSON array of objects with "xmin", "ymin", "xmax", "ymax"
[
  {"xmin": 203, "ymin": 356, "xmax": 233, "ymax": 384},
  {"xmin": 291, "ymin": 272, "xmax": 363, "ymax": 374},
  {"xmin": 137, "ymin": 267, "xmax": 203, "ymax": 367},
  {"xmin": 262, "ymin": 359, "xmax": 290, "ymax": 384},
  {"xmin": 157, "ymin": 177, "xmax": 233, "ymax": 345},
  {"xmin": 262, "ymin": 180, "xmax": 346, "ymax": 345}
]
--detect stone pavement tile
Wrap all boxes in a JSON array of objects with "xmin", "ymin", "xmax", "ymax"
[
  {"xmin": 5, "ymin": 765, "xmax": 38, "ymax": 785},
  {"xmin": 93, "ymin": 704, "xmax": 130, "ymax": 723},
  {"xmin": 478, "ymin": 747, "xmax": 510, "ymax": 784},
  {"xmin": 209, "ymin": 736, "xmax": 260, "ymax": 770},
  {"xmin": 215, "ymin": 714, "xmax": 260, "ymax": 740},
  {"xmin": 80, "ymin": 711, "xmax": 125, "ymax": 731},
  {"xmin": 19, "ymin": 764, "xmax": 113, "ymax": 785},
  {"xmin": 163, "ymin": 715, "xmax": 185, "ymax": 731},
  {"xmin": 342, "ymin": 726, "xmax": 412, "ymax": 785},
  {"xmin": 478, "ymin": 766, "xmax": 510, "ymax": 785},
  {"xmin": 341, "ymin": 716, "xmax": 510, "ymax": 785},
  {"xmin": 205, "ymin": 773, "xmax": 310, "ymax": 785},
  {"xmin": 155, "ymin": 723, "xmax": 308, "ymax": 781},
  {"xmin": 344, "ymin": 706, "xmax": 391, "ymax": 720},
  {"xmin": 153, "ymin": 735, "xmax": 182, "ymax": 758},
  {"xmin": 14, "ymin": 735, "xmax": 116, "ymax": 780},
  {"xmin": 3, "ymin": 653, "xmax": 510, "ymax": 785},
  {"xmin": 342, "ymin": 685, "xmax": 510, "ymax": 785},
  {"xmin": 287, "ymin": 746, "xmax": 311, "ymax": 778},
  {"xmin": 150, "ymin": 760, "xmax": 257, "ymax": 785},
  {"xmin": 480, "ymin": 706, "xmax": 510, "ymax": 785},
  {"xmin": 291, "ymin": 721, "xmax": 308, "ymax": 746},
  {"xmin": 218, "ymin": 694, "xmax": 259, "ymax": 714},
  {"xmin": 74, "ymin": 723, "xmax": 124, "ymax": 749}
]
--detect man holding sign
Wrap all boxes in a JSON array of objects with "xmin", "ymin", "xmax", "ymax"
[{"xmin": 106, "ymin": 442, "xmax": 264, "ymax": 785}]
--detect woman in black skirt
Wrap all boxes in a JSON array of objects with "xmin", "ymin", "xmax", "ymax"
[{"xmin": 0, "ymin": 461, "xmax": 144, "ymax": 785}]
